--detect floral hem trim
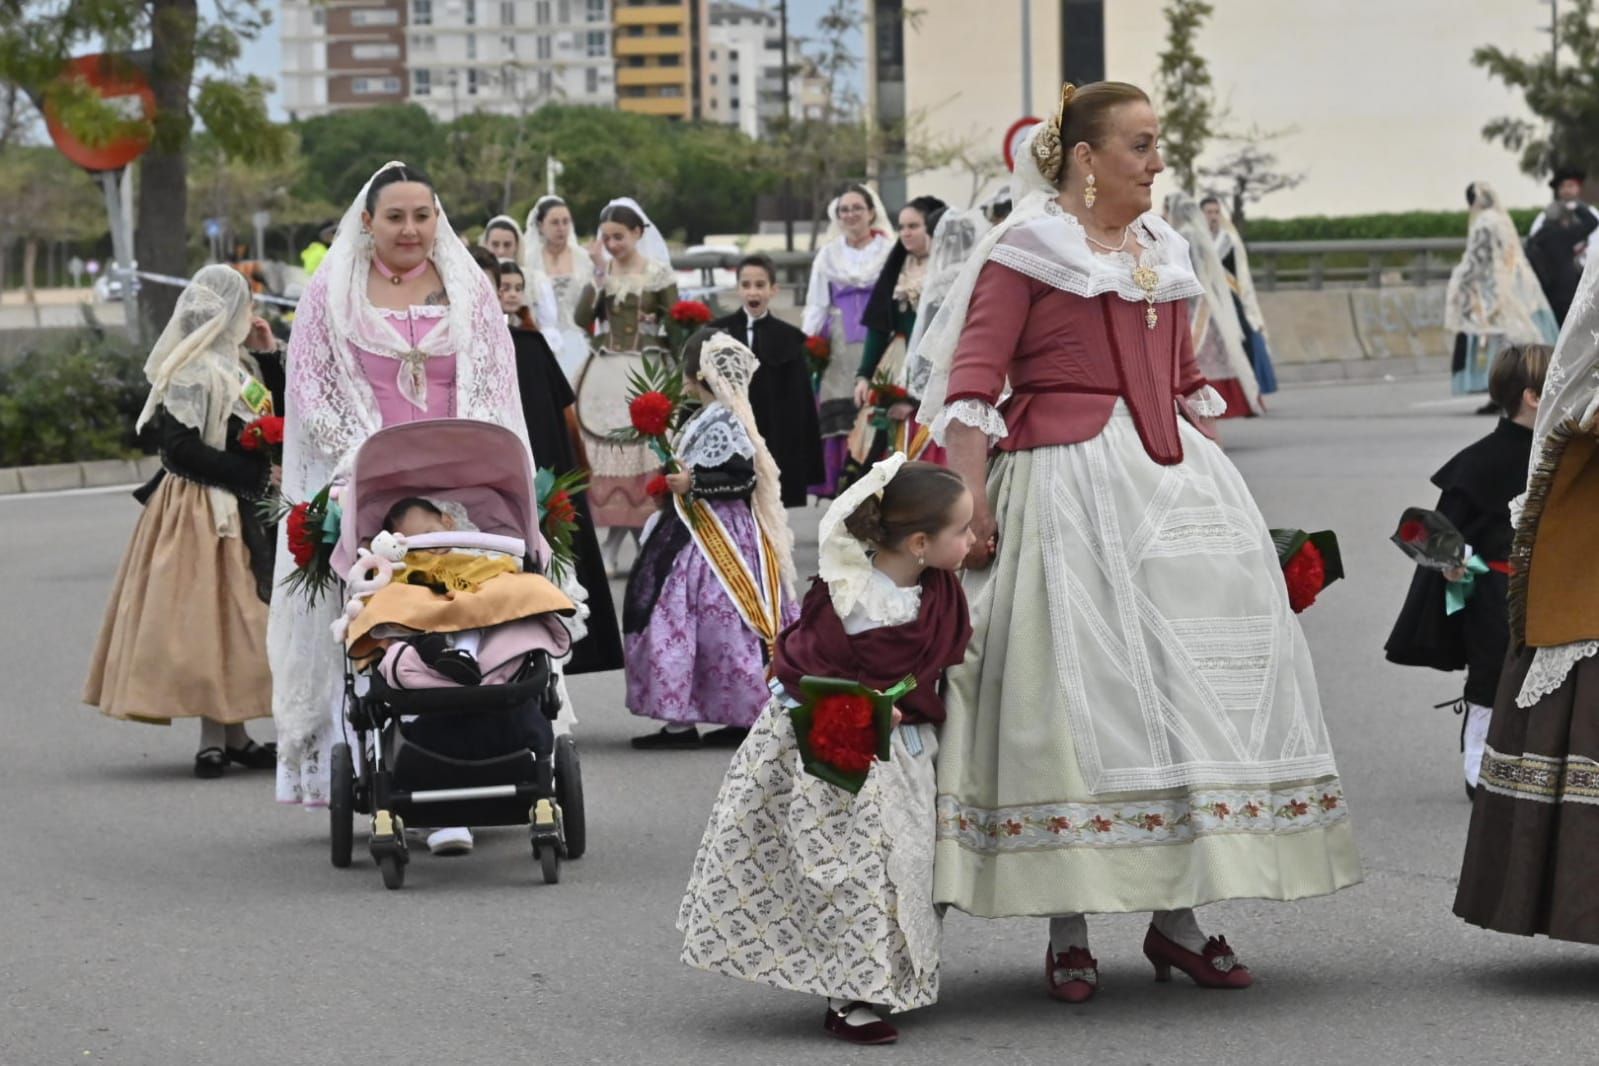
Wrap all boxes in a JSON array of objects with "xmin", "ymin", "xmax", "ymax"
[
  {"xmin": 935, "ymin": 781, "xmax": 1348, "ymax": 854},
  {"xmin": 1479, "ymin": 746, "xmax": 1599, "ymax": 806}
]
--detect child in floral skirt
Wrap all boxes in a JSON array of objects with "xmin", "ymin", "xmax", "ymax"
[{"xmin": 676, "ymin": 456, "xmax": 975, "ymax": 1045}]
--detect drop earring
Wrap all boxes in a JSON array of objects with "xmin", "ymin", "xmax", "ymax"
[{"xmin": 1083, "ymin": 173, "xmax": 1097, "ymax": 209}]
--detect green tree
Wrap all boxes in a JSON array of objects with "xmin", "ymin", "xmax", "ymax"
[
  {"xmin": 1198, "ymin": 125, "xmax": 1305, "ymax": 233},
  {"xmin": 1474, "ymin": 0, "xmax": 1599, "ymax": 181},
  {"xmin": 291, "ymin": 103, "xmax": 447, "ymax": 208},
  {"xmin": 1154, "ymin": 0, "xmax": 1216, "ymax": 196},
  {"xmin": 0, "ymin": 145, "xmax": 108, "ymax": 319},
  {"xmin": 0, "ymin": 1, "xmax": 288, "ymax": 334}
]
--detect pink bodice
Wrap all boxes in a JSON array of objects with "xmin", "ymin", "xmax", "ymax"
[{"xmin": 355, "ymin": 306, "xmax": 457, "ymax": 424}]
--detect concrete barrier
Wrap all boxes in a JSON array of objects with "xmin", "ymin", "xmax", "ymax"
[
  {"xmin": 0, "ymin": 455, "xmax": 160, "ymax": 495},
  {"xmin": 16, "ymin": 462, "xmax": 84, "ymax": 492},
  {"xmin": 81, "ymin": 459, "xmax": 144, "ymax": 488}
]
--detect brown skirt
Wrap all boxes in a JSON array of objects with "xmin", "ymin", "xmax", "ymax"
[
  {"xmin": 1453, "ymin": 644, "xmax": 1599, "ymax": 944},
  {"xmin": 82, "ymin": 475, "xmax": 272, "ymax": 725}
]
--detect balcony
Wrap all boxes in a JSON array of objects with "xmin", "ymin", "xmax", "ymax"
[
  {"xmin": 614, "ymin": 2, "xmax": 688, "ymax": 26},
  {"xmin": 614, "ymin": 35, "xmax": 689, "ymax": 57},
  {"xmin": 616, "ymin": 65, "xmax": 691, "ymax": 88},
  {"xmin": 618, "ymin": 94, "xmax": 691, "ymax": 117}
]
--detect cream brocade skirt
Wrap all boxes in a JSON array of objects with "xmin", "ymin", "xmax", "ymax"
[
  {"xmin": 678, "ymin": 697, "xmax": 941, "ymax": 1012},
  {"xmin": 83, "ymin": 475, "xmax": 272, "ymax": 725},
  {"xmin": 932, "ymin": 405, "xmax": 1362, "ymax": 917}
]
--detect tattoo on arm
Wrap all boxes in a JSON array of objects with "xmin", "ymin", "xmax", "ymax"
[{"xmin": 423, "ymin": 289, "xmax": 450, "ymax": 306}]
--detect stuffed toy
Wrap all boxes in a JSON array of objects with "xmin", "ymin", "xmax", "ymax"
[{"xmin": 330, "ymin": 547, "xmax": 397, "ymax": 644}]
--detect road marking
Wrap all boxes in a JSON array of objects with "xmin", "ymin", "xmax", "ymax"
[{"xmin": 0, "ymin": 483, "xmax": 140, "ymax": 502}]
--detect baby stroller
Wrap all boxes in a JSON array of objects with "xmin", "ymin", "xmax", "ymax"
[{"xmin": 326, "ymin": 419, "xmax": 586, "ymax": 890}]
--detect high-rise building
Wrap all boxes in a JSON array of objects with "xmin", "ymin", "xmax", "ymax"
[
  {"xmin": 279, "ymin": 0, "xmax": 617, "ymax": 120},
  {"xmin": 613, "ymin": 0, "xmax": 710, "ymax": 120},
  {"xmin": 703, "ymin": 2, "xmax": 783, "ymax": 137}
]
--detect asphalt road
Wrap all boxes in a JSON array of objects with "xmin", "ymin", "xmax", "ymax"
[{"xmin": 3, "ymin": 376, "xmax": 1594, "ymax": 1066}]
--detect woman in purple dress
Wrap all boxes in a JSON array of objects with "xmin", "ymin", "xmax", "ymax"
[
  {"xmin": 622, "ymin": 329, "xmax": 799, "ymax": 749},
  {"xmin": 269, "ymin": 162, "xmax": 534, "ymax": 811}
]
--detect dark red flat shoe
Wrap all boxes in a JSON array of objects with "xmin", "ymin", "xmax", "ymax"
[
  {"xmin": 822, "ymin": 1002, "xmax": 898, "ymax": 1045},
  {"xmin": 1142, "ymin": 924, "xmax": 1253, "ymax": 989},
  {"xmin": 1045, "ymin": 943, "xmax": 1099, "ymax": 1003}
]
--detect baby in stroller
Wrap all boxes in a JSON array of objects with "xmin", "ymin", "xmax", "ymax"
[{"xmin": 324, "ymin": 418, "xmax": 585, "ymax": 884}]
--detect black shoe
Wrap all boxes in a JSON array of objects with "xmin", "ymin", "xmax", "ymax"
[
  {"xmin": 225, "ymin": 739, "xmax": 277, "ymax": 769},
  {"xmin": 194, "ymin": 747, "xmax": 226, "ymax": 779},
  {"xmin": 630, "ymin": 727, "xmax": 701, "ymax": 750},
  {"xmin": 702, "ymin": 726, "xmax": 750, "ymax": 748},
  {"xmin": 431, "ymin": 649, "xmax": 482, "ymax": 686}
]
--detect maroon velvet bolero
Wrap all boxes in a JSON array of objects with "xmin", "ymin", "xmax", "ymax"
[{"xmin": 944, "ymin": 261, "xmax": 1214, "ymax": 465}]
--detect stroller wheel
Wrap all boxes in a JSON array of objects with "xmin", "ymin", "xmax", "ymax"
[
  {"xmin": 330, "ymin": 743, "xmax": 354, "ymax": 869},
  {"xmin": 377, "ymin": 853, "xmax": 406, "ymax": 890},
  {"xmin": 554, "ymin": 735, "xmax": 585, "ymax": 860},
  {"xmin": 539, "ymin": 843, "xmax": 560, "ymax": 884}
]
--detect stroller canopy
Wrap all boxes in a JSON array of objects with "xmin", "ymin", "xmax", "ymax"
[{"xmin": 332, "ymin": 419, "xmax": 543, "ymax": 574}]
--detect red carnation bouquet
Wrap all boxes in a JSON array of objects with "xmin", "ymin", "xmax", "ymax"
[
  {"xmin": 609, "ymin": 353, "xmax": 688, "ymax": 465},
  {"xmin": 1270, "ymin": 528, "xmax": 1344, "ymax": 614},
  {"xmin": 535, "ymin": 466, "xmax": 588, "ymax": 583},
  {"xmin": 805, "ymin": 334, "xmax": 831, "ymax": 383},
  {"xmin": 1389, "ymin": 507, "xmax": 1467, "ymax": 573},
  {"xmin": 261, "ymin": 482, "xmax": 342, "ymax": 604},
  {"xmin": 866, "ymin": 367, "xmax": 912, "ymax": 432},
  {"xmin": 789, "ymin": 675, "xmax": 917, "ymax": 793},
  {"xmin": 238, "ymin": 414, "xmax": 285, "ymax": 460},
  {"xmin": 666, "ymin": 299, "xmax": 715, "ymax": 358}
]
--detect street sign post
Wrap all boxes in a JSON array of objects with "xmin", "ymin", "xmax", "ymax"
[
  {"xmin": 1003, "ymin": 117, "xmax": 1042, "ymax": 173},
  {"xmin": 252, "ymin": 210, "xmax": 272, "ymax": 263}
]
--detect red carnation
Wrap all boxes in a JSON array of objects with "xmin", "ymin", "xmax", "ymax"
[
  {"xmin": 670, "ymin": 299, "xmax": 713, "ymax": 326},
  {"xmin": 239, "ymin": 414, "xmax": 285, "ymax": 452},
  {"xmin": 630, "ymin": 390, "xmax": 675, "ymax": 438},
  {"xmin": 285, "ymin": 502, "xmax": 317, "ymax": 568},
  {"xmin": 805, "ymin": 335, "xmax": 831, "ymax": 361},
  {"xmin": 547, "ymin": 489, "xmax": 577, "ymax": 526},
  {"xmin": 1284, "ymin": 540, "xmax": 1326, "ymax": 614},
  {"xmin": 808, "ymin": 693, "xmax": 878, "ymax": 774},
  {"xmin": 646, "ymin": 473, "xmax": 670, "ymax": 498},
  {"xmin": 1398, "ymin": 519, "xmax": 1427, "ymax": 545}
]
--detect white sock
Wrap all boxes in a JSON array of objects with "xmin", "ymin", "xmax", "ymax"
[
  {"xmin": 827, "ymin": 998, "xmax": 882, "ymax": 1026},
  {"xmin": 199, "ymin": 718, "xmax": 226, "ymax": 751},
  {"xmin": 1463, "ymin": 702, "xmax": 1492, "ymax": 787},
  {"xmin": 1048, "ymin": 914, "xmax": 1089, "ymax": 954},
  {"xmin": 1152, "ymin": 908, "xmax": 1207, "ymax": 953}
]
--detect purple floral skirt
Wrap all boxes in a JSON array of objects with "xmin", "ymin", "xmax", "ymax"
[{"xmin": 624, "ymin": 499, "xmax": 797, "ymax": 727}]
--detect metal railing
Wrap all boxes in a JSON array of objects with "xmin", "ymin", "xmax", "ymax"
[{"xmin": 671, "ymin": 238, "xmax": 1473, "ymax": 295}]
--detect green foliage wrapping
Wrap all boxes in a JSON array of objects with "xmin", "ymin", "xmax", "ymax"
[{"xmin": 0, "ymin": 316, "xmax": 148, "ymax": 466}]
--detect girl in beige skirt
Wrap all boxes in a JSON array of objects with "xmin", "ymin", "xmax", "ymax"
[{"xmin": 84, "ymin": 265, "xmax": 282, "ymax": 778}]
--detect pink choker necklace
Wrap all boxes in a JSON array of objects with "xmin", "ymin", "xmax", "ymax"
[{"xmin": 372, "ymin": 255, "xmax": 429, "ymax": 285}]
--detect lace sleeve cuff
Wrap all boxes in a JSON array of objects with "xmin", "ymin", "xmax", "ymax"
[
  {"xmin": 1186, "ymin": 385, "xmax": 1229, "ymax": 419},
  {"xmin": 931, "ymin": 398, "xmax": 1009, "ymax": 446}
]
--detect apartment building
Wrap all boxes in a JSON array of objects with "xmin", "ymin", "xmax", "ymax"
[
  {"xmin": 280, "ymin": 0, "xmax": 617, "ymax": 119},
  {"xmin": 613, "ymin": 0, "xmax": 710, "ymax": 120}
]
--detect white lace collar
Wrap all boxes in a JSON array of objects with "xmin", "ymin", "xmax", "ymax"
[
  {"xmin": 813, "ymin": 232, "xmax": 894, "ymax": 289},
  {"xmin": 989, "ymin": 209, "xmax": 1204, "ymax": 305},
  {"xmin": 840, "ymin": 566, "xmax": 923, "ymax": 635}
]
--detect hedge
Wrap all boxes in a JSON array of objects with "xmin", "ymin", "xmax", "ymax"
[
  {"xmin": 0, "ymin": 312, "xmax": 151, "ymax": 466},
  {"xmin": 1243, "ymin": 208, "xmax": 1541, "ymax": 242}
]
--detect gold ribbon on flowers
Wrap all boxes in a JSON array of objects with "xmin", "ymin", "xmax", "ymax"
[
  {"xmin": 892, "ymin": 418, "xmax": 934, "ymax": 462},
  {"xmin": 674, "ymin": 494, "xmax": 784, "ymax": 653}
]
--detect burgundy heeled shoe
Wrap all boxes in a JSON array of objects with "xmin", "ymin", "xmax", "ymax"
[
  {"xmin": 1045, "ymin": 943, "xmax": 1099, "ymax": 1003},
  {"xmin": 1142, "ymin": 924, "xmax": 1253, "ymax": 989},
  {"xmin": 822, "ymin": 1002, "xmax": 898, "ymax": 1045}
]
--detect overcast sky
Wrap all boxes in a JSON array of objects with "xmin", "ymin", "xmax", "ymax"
[{"xmin": 232, "ymin": 0, "xmax": 865, "ymax": 118}]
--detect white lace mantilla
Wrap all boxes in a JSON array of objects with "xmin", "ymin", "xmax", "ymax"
[
  {"xmin": 1518, "ymin": 642, "xmax": 1599, "ymax": 707},
  {"xmin": 931, "ymin": 397, "xmax": 1010, "ymax": 446},
  {"xmin": 677, "ymin": 402, "xmax": 755, "ymax": 469}
]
